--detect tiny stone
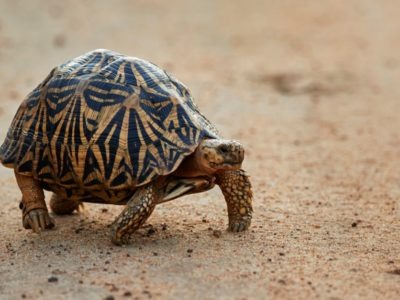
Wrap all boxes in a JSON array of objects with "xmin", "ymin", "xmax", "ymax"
[
  {"xmin": 147, "ymin": 228, "xmax": 156, "ymax": 235},
  {"xmin": 351, "ymin": 222, "xmax": 357, "ymax": 227},
  {"xmin": 279, "ymin": 252, "xmax": 285, "ymax": 256},
  {"xmin": 388, "ymin": 269, "xmax": 400, "ymax": 275},
  {"xmin": 48, "ymin": 276, "xmax": 58, "ymax": 283},
  {"xmin": 102, "ymin": 208, "xmax": 108, "ymax": 213},
  {"xmin": 213, "ymin": 230, "xmax": 222, "ymax": 238},
  {"xmin": 278, "ymin": 279, "xmax": 286, "ymax": 285},
  {"xmin": 153, "ymin": 252, "xmax": 158, "ymax": 256},
  {"xmin": 187, "ymin": 249, "xmax": 193, "ymax": 253},
  {"xmin": 123, "ymin": 291, "xmax": 132, "ymax": 297}
]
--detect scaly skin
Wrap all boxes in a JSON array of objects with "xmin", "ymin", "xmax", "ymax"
[
  {"xmin": 216, "ymin": 169, "xmax": 253, "ymax": 232},
  {"xmin": 110, "ymin": 183, "xmax": 158, "ymax": 245},
  {"xmin": 50, "ymin": 193, "xmax": 82, "ymax": 215},
  {"xmin": 14, "ymin": 171, "xmax": 55, "ymax": 232}
]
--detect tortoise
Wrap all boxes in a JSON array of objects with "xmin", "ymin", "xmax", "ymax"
[{"xmin": 0, "ymin": 49, "xmax": 253, "ymax": 245}]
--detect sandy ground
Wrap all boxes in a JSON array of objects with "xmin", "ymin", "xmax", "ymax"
[{"xmin": 0, "ymin": 0, "xmax": 400, "ymax": 299}]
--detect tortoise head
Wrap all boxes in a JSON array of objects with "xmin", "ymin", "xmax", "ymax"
[{"xmin": 195, "ymin": 139, "xmax": 245, "ymax": 173}]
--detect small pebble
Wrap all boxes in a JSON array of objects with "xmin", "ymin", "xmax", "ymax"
[
  {"xmin": 187, "ymin": 249, "xmax": 193, "ymax": 253},
  {"xmin": 278, "ymin": 279, "xmax": 286, "ymax": 285},
  {"xmin": 147, "ymin": 228, "xmax": 156, "ymax": 236},
  {"xmin": 388, "ymin": 269, "xmax": 400, "ymax": 275},
  {"xmin": 213, "ymin": 230, "xmax": 222, "ymax": 238},
  {"xmin": 48, "ymin": 276, "xmax": 58, "ymax": 283},
  {"xmin": 123, "ymin": 291, "xmax": 132, "ymax": 297}
]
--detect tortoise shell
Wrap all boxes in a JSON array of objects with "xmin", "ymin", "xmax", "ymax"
[{"xmin": 0, "ymin": 49, "xmax": 219, "ymax": 202}]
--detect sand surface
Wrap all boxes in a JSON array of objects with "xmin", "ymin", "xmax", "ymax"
[{"xmin": 0, "ymin": 1, "xmax": 399, "ymax": 299}]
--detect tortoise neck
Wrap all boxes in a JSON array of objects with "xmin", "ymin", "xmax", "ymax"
[{"xmin": 173, "ymin": 149, "xmax": 215, "ymax": 178}]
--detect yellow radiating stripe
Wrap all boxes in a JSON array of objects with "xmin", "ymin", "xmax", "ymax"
[{"xmin": 61, "ymin": 99, "xmax": 75, "ymax": 145}]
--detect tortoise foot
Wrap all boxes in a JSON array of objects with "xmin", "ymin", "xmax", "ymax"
[
  {"xmin": 216, "ymin": 169, "xmax": 253, "ymax": 233},
  {"xmin": 110, "ymin": 226, "xmax": 131, "ymax": 246},
  {"xmin": 23, "ymin": 208, "xmax": 55, "ymax": 233},
  {"xmin": 110, "ymin": 184, "xmax": 157, "ymax": 246},
  {"xmin": 228, "ymin": 216, "xmax": 251, "ymax": 232},
  {"xmin": 50, "ymin": 194, "xmax": 82, "ymax": 215}
]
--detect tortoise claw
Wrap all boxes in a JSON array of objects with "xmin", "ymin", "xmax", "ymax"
[
  {"xmin": 110, "ymin": 227, "xmax": 131, "ymax": 246},
  {"xmin": 23, "ymin": 209, "xmax": 55, "ymax": 233},
  {"xmin": 228, "ymin": 217, "xmax": 251, "ymax": 233}
]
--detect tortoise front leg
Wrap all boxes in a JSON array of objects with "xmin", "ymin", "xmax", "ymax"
[
  {"xmin": 110, "ymin": 183, "xmax": 159, "ymax": 245},
  {"xmin": 216, "ymin": 169, "xmax": 253, "ymax": 232},
  {"xmin": 14, "ymin": 171, "xmax": 55, "ymax": 233}
]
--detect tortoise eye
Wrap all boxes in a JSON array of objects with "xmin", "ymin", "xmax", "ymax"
[{"xmin": 219, "ymin": 145, "xmax": 229, "ymax": 153}]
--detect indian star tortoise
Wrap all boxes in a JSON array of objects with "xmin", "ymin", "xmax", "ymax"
[{"xmin": 0, "ymin": 49, "xmax": 253, "ymax": 245}]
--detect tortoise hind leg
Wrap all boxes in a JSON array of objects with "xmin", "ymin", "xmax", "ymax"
[
  {"xmin": 216, "ymin": 169, "xmax": 253, "ymax": 232},
  {"xmin": 14, "ymin": 171, "xmax": 55, "ymax": 233},
  {"xmin": 50, "ymin": 193, "xmax": 82, "ymax": 215},
  {"xmin": 110, "ymin": 183, "xmax": 159, "ymax": 246}
]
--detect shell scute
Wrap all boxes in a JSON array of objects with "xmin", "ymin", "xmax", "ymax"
[{"xmin": 0, "ymin": 49, "xmax": 219, "ymax": 201}]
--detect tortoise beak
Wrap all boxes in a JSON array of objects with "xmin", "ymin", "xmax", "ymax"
[
  {"xmin": 228, "ymin": 148, "xmax": 244, "ymax": 166},
  {"xmin": 218, "ymin": 142, "xmax": 244, "ymax": 164}
]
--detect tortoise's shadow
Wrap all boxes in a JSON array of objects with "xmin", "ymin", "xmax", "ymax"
[{"xmin": 12, "ymin": 212, "xmax": 215, "ymax": 256}]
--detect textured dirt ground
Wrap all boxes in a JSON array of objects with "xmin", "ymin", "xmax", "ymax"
[{"xmin": 0, "ymin": 1, "xmax": 400, "ymax": 299}]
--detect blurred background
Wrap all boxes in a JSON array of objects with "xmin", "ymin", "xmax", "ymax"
[{"xmin": 0, "ymin": 1, "xmax": 399, "ymax": 299}]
